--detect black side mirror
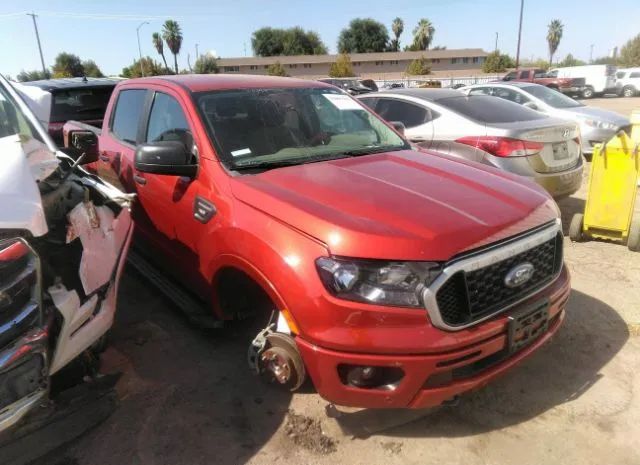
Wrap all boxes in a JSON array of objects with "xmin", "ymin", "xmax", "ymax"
[
  {"xmin": 134, "ymin": 141, "xmax": 198, "ymax": 177},
  {"xmin": 63, "ymin": 130, "xmax": 99, "ymax": 163},
  {"xmin": 390, "ymin": 121, "xmax": 406, "ymax": 135}
]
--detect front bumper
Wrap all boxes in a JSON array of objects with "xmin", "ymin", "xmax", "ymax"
[
  {"xmin": 559, "ymin": 86, "xmax": 586, "ymax": 95},
  {"xmin": 297, "ymin": 265, "xmax": 570, "ymax": 409}
]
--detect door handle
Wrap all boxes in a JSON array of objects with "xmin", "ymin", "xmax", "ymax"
[
  {"xmin": 133, "ymin": 174, "xmax": 147, "ymax": 186},
  {"xmin": 98, "ymin": 153, "xmax": 109, "ymax": 162}
]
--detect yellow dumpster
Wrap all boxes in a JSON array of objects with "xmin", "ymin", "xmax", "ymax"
[{"xmin": 569, "ymin": 111, "xmax": 640, "ymax": 251}]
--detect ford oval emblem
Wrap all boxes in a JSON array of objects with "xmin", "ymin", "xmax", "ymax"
[{"xmin": 504, "ymin": 263, "xmax": 535, "ymax": 288}]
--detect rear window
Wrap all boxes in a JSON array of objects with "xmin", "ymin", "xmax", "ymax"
[
  {"xmin": 50, "ymin": 86, "xmax": 114, "ymax": 123},
  {"xmin": 630, "ymin": 72, "xmax": 640, "ymax": 79},
  {"xmin": 436, "ymin": 95, "xmax": 546, "ymax": 123}
]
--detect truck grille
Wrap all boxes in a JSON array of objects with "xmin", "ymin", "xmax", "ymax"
[{"xmin": 433, "ymin": 229, "xmax": 563, "ymax": 328}]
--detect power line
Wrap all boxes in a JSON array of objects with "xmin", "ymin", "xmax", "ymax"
[{"xmin": 0, "ymin": 10, "xmax": 219, "ymax": 21}]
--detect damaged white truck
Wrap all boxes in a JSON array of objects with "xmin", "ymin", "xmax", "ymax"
[{"xmin": 0, "ymin": 74, "xmax": 134, "ymax": 437}]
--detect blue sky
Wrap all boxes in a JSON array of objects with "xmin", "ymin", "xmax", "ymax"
[{"xmin": 2, "ymin": 0, "xmax": 639, "ymax": 78}]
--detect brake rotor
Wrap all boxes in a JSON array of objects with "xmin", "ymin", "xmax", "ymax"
[{"xmin": 258, "ymin": 332, "xmax": 306, "ymax": 392}]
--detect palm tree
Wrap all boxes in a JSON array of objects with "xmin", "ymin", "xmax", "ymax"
[
  {"xmin": 391, "ymin": 18, "xmax": 404, "ymax": 52},
  {"xmin": 412, "ymin": 19, "xmax": 435, "ymax": 51},
  {"xmin": 152, "ymin": 32, "xmax": 169, "ymax": 71},
  {"xmin": 547, "ymin": 19, "xmax": 564, "ymax": 66},
  {"xmin": 162, "ymin": 19, "xmax": 183, "ymax": 74}
]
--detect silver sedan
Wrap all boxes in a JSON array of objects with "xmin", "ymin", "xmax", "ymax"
[
  {"xmin": 459, "ymin": 82, "xmax": 631, "ymax": 160},
  {"xmin": 358, "ymin": 88, "xmax": 584, "ymax": 198}
]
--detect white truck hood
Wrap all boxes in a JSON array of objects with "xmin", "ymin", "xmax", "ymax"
[{"xmin": 0, "ymin": 135, "xmax": 59, "ymax": 237}]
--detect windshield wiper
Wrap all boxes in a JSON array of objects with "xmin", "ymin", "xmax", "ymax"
[
  {"xmin": 340, "ymin": 145, "xmax": 403, "ymax": 157},
  {"xmin": 231, "ymin": 159, "xmax": 308, "ymax": 171}
]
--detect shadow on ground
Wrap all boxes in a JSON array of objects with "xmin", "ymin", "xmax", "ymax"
[
  {"xmin": 557, "ymin": 196, "xmax": 586, "ymax": 236},
  {"xmin": 63, "ymin": 268, "xmax": 292, "ymax": 465},
  {"xmin": 331, "ymin": 289, "xmax": 629, "ymax": 439}
]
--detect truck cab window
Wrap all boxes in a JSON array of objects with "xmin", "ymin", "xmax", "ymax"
[
  {"xmin": 520, "ymin": 70, "xmax": 530, "ymax": 79},
  {"xmin": 146, "ymin": 92, "xmax": 193, "ymax": 151},
  {"xmin": 503, "ymin": 72, "xmax": 517, "ymax": 81},
  {"xmin": 110, "ymin": 89, "xmax": 147, "ymax": 144}
]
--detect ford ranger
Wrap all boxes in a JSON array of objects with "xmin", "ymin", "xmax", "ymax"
[
  {"xmin": 64, "ymin": 75, "xmax": 570, "ymax": 409},
  {"xmin": 0, "ymin": 74, "xmax": 133, "ymax": 434}
]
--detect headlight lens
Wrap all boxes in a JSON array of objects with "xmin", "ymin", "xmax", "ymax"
[
  {"xmin": 580, "ymin": 118, "xmax": 617, "ymax": 131},
  {"xmin": 315, "ymin": 257, "xmax": 441, "ymax": 307}
]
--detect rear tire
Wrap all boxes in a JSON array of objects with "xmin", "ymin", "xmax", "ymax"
[
  {"xmin": 622, "ymin": 86, "xmax": 637, "ymax": 98},
  {"xmin": 581, "ymin": 86, "xmax": 594, "ymax": 99},
  {"xmin": 569, "ymin": 213, "xmax": 585, "ymax": 242},
  {"xmin": 628, "ymin": 219, "xmax": 640, "ymax": 252}
]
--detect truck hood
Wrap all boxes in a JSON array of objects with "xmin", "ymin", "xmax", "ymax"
[
  {"xmin": 0, "ymin": 135, "xmax": 59, "ymax": 237},
  {"xmin": 230, "ymin": 150, "xmax": 559, "ymax": 261}
]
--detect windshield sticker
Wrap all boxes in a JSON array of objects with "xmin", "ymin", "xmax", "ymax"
[
  {"xmin": 322, "ymin": 94, "xmax": 362, "ymax": 110},
  {"xmin": 231, "ymin": 148, "xmax": 252, "ymax": 157}
]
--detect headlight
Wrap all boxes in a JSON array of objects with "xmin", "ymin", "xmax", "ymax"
[
  {"xmin": 315, "ymin": 257, "xmax": 441, "ymax": 307},
  {"xmin": 580, "ymin": 118, "xmax": 617, "ymax": 131}
]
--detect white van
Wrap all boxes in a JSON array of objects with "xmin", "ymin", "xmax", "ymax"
[
  {"xmin": 615, "ymin": 68, "xmax": 640, "ymax": 97},
  {"xmin": 548, "ymin": 65, "xmax": 617, "ymax": 98}
]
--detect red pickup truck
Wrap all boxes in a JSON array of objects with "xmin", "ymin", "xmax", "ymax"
[
  {"xmin": 498, "ymin": 68, "xmax": 587, "ymax": 97},
  {"xmin": 64, "ymin": 75, "xmax": 570, "ymax": 409}
]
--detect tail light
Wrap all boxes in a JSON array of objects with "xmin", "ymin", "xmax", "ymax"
[{"xmin": 456, "ymin": 136, "xmax": 544, "ymax": 157}]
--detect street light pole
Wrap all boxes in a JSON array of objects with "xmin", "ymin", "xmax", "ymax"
[
  {"xmin": 590, "ymin": 44, "xmax": 594, "ymax": 63},
  {"xmin": 26, "ymin": 12, "xmax": 47, "ymax": 76},
  {"xmin": 515, "ymin": 0, "xmax": 524, "ymax": 70},
  {"xmin": 195, "ymin": 43, "xmax": 199, "ymax": 60},
  {"xmin": 136, "ymin": 21, "xmax": 149, "ymax": 76},
  {"xmin": 495, "ymin": 32, "xmax": 499, "ymax": 53}
]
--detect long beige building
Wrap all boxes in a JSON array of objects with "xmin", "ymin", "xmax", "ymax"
[{"xmin": 216, "ymin": 48, "xmax": 489, "ymax": 80}]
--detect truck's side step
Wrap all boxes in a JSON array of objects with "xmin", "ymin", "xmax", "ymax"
[{"xmin": 126, "ymin": 250, "xmax": 223, "ymax": 329}]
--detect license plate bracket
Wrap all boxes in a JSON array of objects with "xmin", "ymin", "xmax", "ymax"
[
  {"xmin": 552, "ymin": 142, "xmax": 569, "ymax": 160},
  {"xmin": 508, "ymin": 300, "xmax": 549, "ymax": 354}
]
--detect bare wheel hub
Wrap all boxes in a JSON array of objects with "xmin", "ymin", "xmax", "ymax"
[
  {"xmin": 251, "ymin": 331, "xmax": 306, "ymax": 391},
  {"xmin": 261, "ymin": 347, "xmax": 293, "ymax": 384}
]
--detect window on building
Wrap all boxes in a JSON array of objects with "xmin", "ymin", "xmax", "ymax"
[
  {"xmin": 375, "ymin": 61, "xmax": 384, "ymax": 66},
  {"xmin": 451, "ymin": 58, "xmax": 461, "ymax": 64},
  {"xmin": 431, "ymin": 58, "xmax": 440, "ymax": 64},
  {"xmin": 289, "ymin": 64, "xmax": 298, "ymax": 69},
  {"xmin": 223, "ymin": 66, "xmax": 240, "ymax": 72},
  {"xmin": 472, "ymin": 57, "xmax": 479, "ymax": 63},
  {"xmin": 250, "ymin": 65, "xmax": 258, "ymax": 70},
  {"xmin": 303, "ymin": 64, "xmax": 312, "ymax": 69},
  {"xmin": 354, "ymin": 62, "xmax": 361, "ymax": 67},
  {"xmin": 463, "ymin": 57, "xmax": 469, "ymax": 64},
  {"xmin": 264, "ymin": 65, "xmax": 269, "ymax": 69},
  {"xmin": 389, "ymin": 60, "xmax": 399, "ymax": 65}
]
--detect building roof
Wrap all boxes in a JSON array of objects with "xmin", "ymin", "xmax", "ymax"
[
  {"xmin": 464, "ymin": 81, "xmax": 540, "ymax": 88},
  {"xmin": 132, "ymin": 74, "xmax": 334, "ymax": 92},
  {"xmin": 374, "ymin": 88, "xmax": 466, "ymax": 100},
  {"xmin": 217, "ymin": 48, "xmax": 488, "ymax": 66},
  {"xmin": 22, "ymin": 77, "xmax": 121, "ymax": 91}
]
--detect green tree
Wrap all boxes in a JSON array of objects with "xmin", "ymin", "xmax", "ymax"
[
  {"xmin": 329, "ymin": 53, "xmax": 355, "ymax": 77},
  {"xmin": 121, "ymin": 56, "xmax": 168, "ymax": 78},
  {"xmin": 432, "ymin": 45, "xmax": 447, "ymax": 50},
  {"xmin": 153, "ymin": 32, "xmax": 169, "ymax": 71},
  {"xmin": 266, "ymin": 61, "xmax": 288, "ymax": 77},
  {"xmin": 557, "ymin": 53, "xmax": 586, "ymax": 67},
  {"xmin": 16, "ymin": 69, "xmax": 50, "ymax": 82},
  {"xmin": 162, "ymin": 19, "xmax": 183, "ymax": 74},
  {"xmin": 390, "ymin": 17, "xmax": 404, "ymax": 52},
  {"xmin": 405, "ymin": 56, "xmax": 431, "ymax": 75},
  {"xmin": 619, "ymin": 33, "xmax": 640, "ymax": 67},
  {"xmin": 251, "ymin": 27, "xmax": 327, "ymax": 56},
  {"xmin": 520, "ymin": 58, "xmax": 550, "ymax": 69},
  {"xmin": 482, "ymin": 51, "xmax": 515, "ymax": 73},
  {"xmin": 193, "ymin": 54, "xmax": 219, "ymax": 74},
  {"xmin": 411, "ymin": 18, "xmax": 435, "ymax": 51},
  {"xmin": 592, "ymin": 56, "xmax": 619, "ymax": 65},
  {"xmin": 82, "ymin": 60, "xmax": 104, "ymax": 77},
  {"xmin": 547, "ymin": 19, "xmax": 564, "ymax": 66},
  {"xmin": 52, "ymin": 52, "xmax": 85, "ymax": 78},
  {"xmin": 337, "ymin": 18, "xmax": 389, "ymax": 53}
]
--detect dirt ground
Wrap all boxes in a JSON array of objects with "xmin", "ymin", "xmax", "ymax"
[{"xmin": 61, "ymin": 97, "xmax": 640, "ymax": 465}]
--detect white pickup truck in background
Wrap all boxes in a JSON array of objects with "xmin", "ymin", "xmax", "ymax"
[{"xmin": 0, "ymin": 73, "xmax": 134, "ymax": 446}]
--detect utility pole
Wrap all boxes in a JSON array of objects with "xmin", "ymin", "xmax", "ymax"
[
  {"xmin": 136, "ymin": 21, "xmax": 149, "ymax": 77},
  {"xmin": 195, "ymin": 43, "xmax": 200, "ymax": 60},
  {"xmin": 515, "ymin": 0, "xmax": 524, "ymax": 70},
  {"xmin": 495, "ymin": 32, "xmax": 499, "ymax": 53},
  {"xmin": 590, "ymin": 44, "xmax": 594, "ymax": 63},
  {"xmin": 26, "ymin": 12, "xmax": 47, "ymax": 76},
  {"xmin": 244, "ymin": 42, "xmax": 247, "ymax": 57}
]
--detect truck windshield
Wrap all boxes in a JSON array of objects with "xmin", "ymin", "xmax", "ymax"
[
  {"xmin": 0, "ymin": 83, "xmax": 39, "ymax": 141},
  {"xmin": 195, "ymin": 87, "xmax": 408, "ymax": 170},
  {"xmin": 522, "ymin": 85, "xmax": 584, "ymax": 109}
]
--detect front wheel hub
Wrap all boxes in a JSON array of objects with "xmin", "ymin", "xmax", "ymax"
[{"xmin": 257, "ymin": 332, "xmax": 306, "ymax": 391}]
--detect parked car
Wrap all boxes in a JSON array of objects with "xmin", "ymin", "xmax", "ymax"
[
  {"xmin": 0, "ymin": 74, "xmax": 133, "ymax": 434},
  {"xmin": 64, "ymin": 74, "xmax": 570, "ymax": 409},
  {"xmin": 615, "ymin": 68, "xmax": 640, "ymax": 97},
  {"xmin": 547, "ymin": 65, "xmax": 618, "ymax": 98},
  {"xmin": 496, "ymin": 68, "xmax": 586, "ymax": 97},
  {"xmin": 358, "ymin": 88, "xmax": 583, "ymax": 198},
  {"xmin": 15, "ymin": 77, "xmax": 119, "ymax": 146},
  {"xmin": 317, "ymin": 78, "xmax": 374, "ymax": 95},
  {"xmin": 459, "ymin": 82, "xmax": 631, "ymax": 160}
]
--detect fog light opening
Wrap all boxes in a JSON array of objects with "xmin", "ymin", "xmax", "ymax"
[{"xmin": 338, "ymin": 364, "xmax": 404, "ymax": 390}]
